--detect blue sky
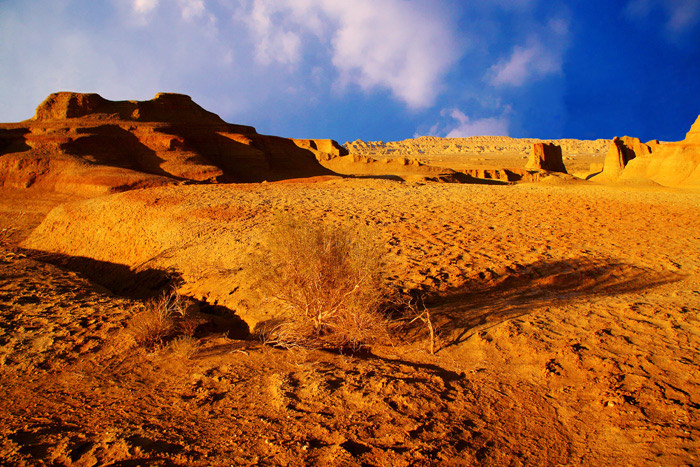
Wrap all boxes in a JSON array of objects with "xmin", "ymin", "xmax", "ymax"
[{"xmin": 1, "ymin": 0, "xmax": 699, "ymax": 144}]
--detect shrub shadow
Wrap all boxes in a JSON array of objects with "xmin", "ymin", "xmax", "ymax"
[
  {"xmin": 19, "ymin": 248, "xmax": 250, "ymax": 338},
  {"xmin": 407, "ymin": 257, "xmax": 682, "ymax": 347}
]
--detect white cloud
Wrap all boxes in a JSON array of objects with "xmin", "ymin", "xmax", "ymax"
[
  {"xmin": 625, "ymin": 0, "xmax": 700, "ymax": 33},
  {"xmin": 129, "ymin": 0, "xmax": 213, "ymax": 26},
  {"xmin": 445, "ymin": 109, "xmax": 510, "ymax": 137},
  {"xmin": 128, "ymin": 0, "xmax": 159, "ymax": 26},
  {"xmin": 237, "ymin": 0, "xmax": 460, "ymax": 108},
  {"xmin": 239, "ymin": 1, "xmax": 303, "ymax": 65},
  {"xmin": 132, "ymin": 0, "xmax": 158, "ymax": 15},
  {"xmin": 488, "ymin": 40, "xmax": 560, "ymax": 87},
  {"xmin": 179, "ymin": 0, "xmax": 205, "ymax": 21},
  {"xmin": 487, "ymin": 18, "xmax": 569, "ymax": 87},
  {"xmin": 420, "ymin": 108, "xmax": 511, "ymax": 138}
]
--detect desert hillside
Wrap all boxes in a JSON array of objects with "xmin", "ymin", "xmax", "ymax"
[{"xmin": 1, "ymin": 94, "xmax": 700, "ymax": 466}]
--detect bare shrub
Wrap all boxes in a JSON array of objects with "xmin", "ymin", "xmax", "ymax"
[
  {"xmin": 406, "ymin": 296, "xmax": 438, "ymax": 355},
  {"xmin": 131, "ymin": 288, "xmax": 185, "ymax": 350},
  {"xmin": 169, "ymin": 335, "xmax": 199, "ymax": 359},
  {"xmin": 252, "ymin": 214, "xmax": 392, "ymax": 351}
]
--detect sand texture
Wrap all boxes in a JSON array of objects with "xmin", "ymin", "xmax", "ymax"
[
  {"xmin": 1, "ymin": 95, "xmax": 700, "ymax": 466},
  {"xmin": 0, "ymin": 176, "xmax": 698, "ymax": 466}
]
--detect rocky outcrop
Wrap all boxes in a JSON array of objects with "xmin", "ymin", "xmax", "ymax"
[
  {"xmin": 595, "ymin": 116, "xmax": 700, "ymax": 187},
  {"xmin": 345, "ymin": 136, "xmax": 610, "ymax": 158},
  {"xmin": 599, "ymin": 136, "xmax": 652, "ymax": 180},
  {"xmin": 344, "ymin": 135, "xmax": 607, "ymax": 182},
  {"xmin": 525, "ymin": 143, "xmax": 567, "ymax": 173},
  {"xmin": 33, "ymin": 92, "xmax": 227, "ymax": 124},
  {"xmin": 0, "ymin": 92, "xmax": 337, "ymax": 195}
]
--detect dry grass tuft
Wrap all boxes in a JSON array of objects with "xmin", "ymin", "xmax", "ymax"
[
  {"xmin": 169, "ymin": 335, "xmax": 199, "ymax": 359},
  {"xmin": 252, "ymin": 214, "xmax": 392, "ymax": 351},
  {"xmin": 131, "ymin": 288, "xmax": 197, "ymax": 351}
]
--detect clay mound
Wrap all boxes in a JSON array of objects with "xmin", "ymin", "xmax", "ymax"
[
  {"xmin": 595, "ymin": 116, "xmax": 700, "ymax": 187},
  {"xmin": 525, "ymin": 143, "xmax": 567, "ymax": 173},
  {"xmin": 0, "ymin": 92, "xmax": 338, "ymax": 195}
]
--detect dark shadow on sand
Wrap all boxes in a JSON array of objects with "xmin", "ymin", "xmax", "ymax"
[
  {"xmin": 402, "ymin": 257, "xmax": 682, "ymax": 348},
  {"xmin": 18, "ymin": 248, "xmax": 250, "ymax": 338}
]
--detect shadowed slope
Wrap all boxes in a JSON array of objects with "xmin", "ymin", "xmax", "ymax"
[{"xmin": 0, "ymin": 92, "xmax": 341, "ymax": 194}]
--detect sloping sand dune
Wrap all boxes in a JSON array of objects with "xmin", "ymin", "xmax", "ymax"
[{"xmin": 1, "ymin": 176, "xmax": 698, "ymax": 465}]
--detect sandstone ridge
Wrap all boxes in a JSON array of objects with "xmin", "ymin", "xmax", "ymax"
[
  {"xmin": 595, "ymin": 115, "xmax": 700, "ymax": 187},
  {"xmin": 345, "ymin": 136, "xmax": 610, "ymax": 159},
  {"xmin": 33, "ymin": 92, "xmax": 226, "ymax": 124},
  {"xmin": 0, "ymin": 92, "xmax": 343, "ymax": 195},
  {"xmin": 344, "ymin": 135, "xmax": 609, "ymax": 182}
]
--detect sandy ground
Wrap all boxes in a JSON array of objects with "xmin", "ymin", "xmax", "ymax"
[{"xmin": 1, "ymin": 178, "xmax": 699, "ymax": 466}]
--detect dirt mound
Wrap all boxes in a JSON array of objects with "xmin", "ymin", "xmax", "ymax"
[
  {"xmin": 525, "ymin": 143, "xmax": 567, "ymax": 173},
  {"xmin": 21, "ymin": 178, "xmax": 700, "ymax": 330},
  {"xmin": 594, "ymin": 116, "xmax": 700, "ymax": 187},
  {"xmin": 0, "ymin": 92, "xmax": 339, "ymax": 195}
]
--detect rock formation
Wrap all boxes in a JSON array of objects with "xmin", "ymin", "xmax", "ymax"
[
  {"xmin": 0, "ymin": 92, "xmax": 341, "ymax": 195},
  {"xmin": 598, "ymin": 136, "xmax": 652, "ymax": 180},
  {"xmin": 345, "ymin": 136, "xmax": 610, "ymax": 159},
  {"xmin": 525, "ymin": 143, "xmax": 567, "ymax": 173},
  {"xmin": 595, "ymin": 116, "xmax": 700, "ymax": 187}
]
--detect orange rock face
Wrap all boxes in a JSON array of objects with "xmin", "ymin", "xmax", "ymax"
[
  {"xmin": 525, "ymin": 143, "xmax": 567, "ymax": 173},
  {"xmin": 613, "ymin": 116, "xmax": 700, "ymax": 187},
  {"xmin": 0, "ymin": 92, "xmax": 340, "ymax": 195},
  {"xmin": 599, "ymin": 136, "xmax": 651, "ymax": 180}
]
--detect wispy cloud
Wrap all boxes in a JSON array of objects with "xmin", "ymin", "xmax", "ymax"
[
  {"xmin": 128, "ymin": 0, "xmax": 212, "ymax": 26},
  {"xmin": 486, "ymin": 18, "xmax": 569, "ymax": 87},
  {"xmin": 625, "ymin": 0, "xmax": 700, "ymax": 34},
  {"xmin": 421, "ymin": 107, "xmax": 512, "ymax": 138},
  {"xmin": 179, "ymin": 0, "xmax": 206, "ymax": 21},
  {"xmin": 237, "ymin": 0, "xmax": 461, "ymax": 108},
  {"xmin": 239, "ymin": 1, "xmax": 303, "ymax": 65},
  {"xmin": 132, "ymin": 0, "xmax": 158, "ymax": 15}
]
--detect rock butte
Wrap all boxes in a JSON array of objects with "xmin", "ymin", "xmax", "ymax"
[
  {"xmin": 0, "ymin": 92, "xmax": 345, "ymax": 196},
  {"xmin": 525, "ymin": 143, "xmax": 567, "ymax": 173}
]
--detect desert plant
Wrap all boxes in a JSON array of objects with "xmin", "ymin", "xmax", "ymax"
[
  {"xmin": 169, "ymin": 335, "xmax": 199, "ymax": 359},
  {"xmin": 252, "ymin": 214, "xmax": 391, "ymax": 351},
  {"xmin": 406, "ymin": 296, "xmax": 438, "ymax": 355},
  {"xmin": 131, "ymin": 288, "xmax": 185, "ymax": 350}
]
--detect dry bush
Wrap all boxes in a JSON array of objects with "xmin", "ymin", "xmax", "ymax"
[
  {"xmin": 405, "ymin": 295, "xmax": 438, "ymax": 355},
  {"xmin": 131, "ymin": 288, "xmax": 191, "ymax": 350},
  {"xmin": 252, "ymin": 214, "xmax": 392, "ymax": 351},
  {"xmin": 169, "ymin": 335, "xmax": 199, "ymax": 359}
]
